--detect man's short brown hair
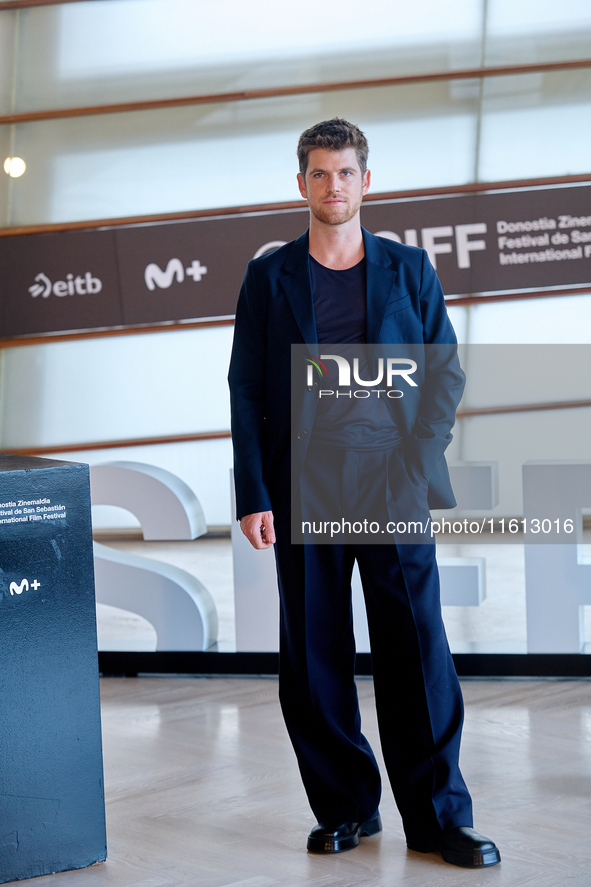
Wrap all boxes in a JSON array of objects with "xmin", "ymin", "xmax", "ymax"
[{"xmin": 297, "ymin": 118, "xmax": 369, "ymax": 176}]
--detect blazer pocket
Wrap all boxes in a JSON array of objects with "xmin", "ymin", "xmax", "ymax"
[{"xmin": 383, "ymin": 294, "xmax": 411, "ymax": 317}]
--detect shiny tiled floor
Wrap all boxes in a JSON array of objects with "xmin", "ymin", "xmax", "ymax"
[{"xmin": 18, "ymin": 676, "xmax": 591, "ymax": 887}]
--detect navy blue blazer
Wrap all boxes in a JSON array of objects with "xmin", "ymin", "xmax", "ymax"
[{"xmin": 228, "ymin": 227, "xmax": 465, "ymax": 521}]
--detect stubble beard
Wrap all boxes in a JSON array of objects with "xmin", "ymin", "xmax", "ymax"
[{"xmin": 308, "ymin": 193, "xmax": 363, "ymax": 227}]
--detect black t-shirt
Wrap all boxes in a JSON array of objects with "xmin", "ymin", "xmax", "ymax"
[
  {"xmin": 310, "ymin": 255, "xmax": 400, "ymax": 449},
  {"xmin": 311, "ymin": 254, "xmax": 366, "ymax": 344}
]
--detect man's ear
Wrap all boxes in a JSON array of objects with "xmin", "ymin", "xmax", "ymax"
[
  {"xmin": 362, "ymin": 169, "xmax": 371, "ymax": 195},
  {"xmin": 297, "ymin": 172, "xmax": 307, "ymax": 200}
]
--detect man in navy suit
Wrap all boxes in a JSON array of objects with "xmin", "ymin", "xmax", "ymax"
[{"xmin": 228, "ymin": 119, "xmax": 500, "ymax": 868}]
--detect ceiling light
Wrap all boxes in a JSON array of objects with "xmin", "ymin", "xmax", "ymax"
[{"xmin": 4, "ymin": 157, "xmax": 26, "ymax": 177}]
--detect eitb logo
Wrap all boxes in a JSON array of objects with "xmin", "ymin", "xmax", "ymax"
[{"xmin": 28, "ymin": 271, "xmax": 103, "ymax": 298}]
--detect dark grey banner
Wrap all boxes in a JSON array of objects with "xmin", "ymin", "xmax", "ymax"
[{"xmin": 0, "ymin": 183, "xmax": 589, "ymax": 338}]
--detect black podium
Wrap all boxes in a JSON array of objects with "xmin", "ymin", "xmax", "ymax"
[{"xmin": 0, "ymin": 455, "xmax": 106, "ymax": 883}]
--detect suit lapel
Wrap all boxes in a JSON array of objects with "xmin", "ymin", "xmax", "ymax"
[
  {"xmin": 279, "ymin": 230, "xmax": 317, "ymax": 346},
  {"xmin": 278, "ymin": 227, "xmax": 400, "ymax": 346},
  {"xmin": 363, "ymin": 228, "xmax": 399, "ymax": 342}
]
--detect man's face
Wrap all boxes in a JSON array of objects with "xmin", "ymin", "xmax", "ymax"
[{"xmin": 297, "ymin": 147, "xmax": 370, "ymax": 227}]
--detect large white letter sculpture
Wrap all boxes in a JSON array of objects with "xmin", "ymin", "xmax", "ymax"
[
  {"xmin": 91, "ymin": 461, "xmax": 218, "ymax": 651},
  {"xmin": 232, "ymin": 463, "xmax": 496, "ymax": 653},
  {"xmin": 523, "ymin": 461, "xmax": 591, "ymax": 653}
]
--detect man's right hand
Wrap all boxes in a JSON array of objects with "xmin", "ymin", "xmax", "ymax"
[{"xmin": 240, "ymin": 511, "xmax": 276, "ymax": 549}]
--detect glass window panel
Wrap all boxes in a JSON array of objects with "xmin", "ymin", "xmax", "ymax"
[
  {"xmin": 445, "ymin": 305, "xmax": 468, "ymax": 343},
  {"xmin": 0, "ymin": 326, "xmax": 233, "ymax": 449},
  {"xmin": 59, "ymin": 0, "xmax": 483, "ymax": 75},
  {"xmin": 467, "ymin": 294, "xmax": 591, "ymax": 344},
  {"xmin": 486, "ymin": 0, "xmax": 591, "ymax": 66},
  {"xmin": 478, "ymin": 70, "xmax": 591, "ymax": 182},
  {"xmin": 488, "ymin": 0, "xmax": 591, "ymax": 33},
  {"xmin": 366, "ymin": 107, "xmax": 477, "ymax": 195},
  {"xmin": 13, "ymin": 0, "xmax": 483, "ymax": 112},
  {"xmin": 441, "ymin": 540, "xmax": 526, "ymax": 654},
  {"xmin": 458, "ymin": 409, "xmax": 591, "ymax": 515},
  {"xmin": 0, "ymin": 126, "xmax": 11, "ymax": 223},
  {"xmin": 0, "ymin": 324, "xmax": 235, "ymax": 526},
  {"xmin": 0, "ymin": 12, "xmax": 16, "ymax": 116},
  {"xmin": 9, "ymin": 83, "xmax": 478, "ymax": 225},
  {"xmin": 460, "ymin": 345, "xmax": 591, "ymax": 408},
  {"xmin": 61, "ymin": 438, "xmax": 234, "ymax": 528}
]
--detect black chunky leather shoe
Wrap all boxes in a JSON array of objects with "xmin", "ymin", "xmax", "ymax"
[
  {"xmin": 307, "ymin": 812, "xmax": 382, "ymax": 853},
  {"xmin": 408, "ymin": 826, "xmax": 500, "ymax": 868}
]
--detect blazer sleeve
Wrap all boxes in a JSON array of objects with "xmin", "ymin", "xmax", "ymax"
[
  {"xmin": 405, "ymin": 249, "xmax": 465, "ymax": 485},
  {"xmin": 228, "ymin": 260, "xmax": 273, "ymax": 520}
]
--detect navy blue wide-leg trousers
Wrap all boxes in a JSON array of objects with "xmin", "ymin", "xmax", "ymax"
[{"xmin": 273, "ymin": 523, "xmax": 473, "ymax": 845}]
